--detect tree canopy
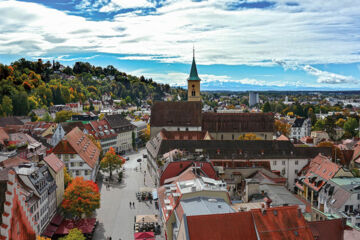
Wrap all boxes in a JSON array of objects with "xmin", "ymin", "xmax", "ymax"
[
  {"xmin": 62, "ymin": 177, "xmax": 100, "ymax": 219},
  {"xmin": 100, "ymin": 147, "xmax": 124, "ymax": 180}
]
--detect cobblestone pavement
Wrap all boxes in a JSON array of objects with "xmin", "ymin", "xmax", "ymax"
[{"xmin": 93, "ymin": 149, "xmax": 165, "ymax": 240}]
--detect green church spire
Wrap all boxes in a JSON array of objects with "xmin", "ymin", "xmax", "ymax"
[{"xmin": 187, "ymin": 47, "xmax": 201, "ymax": 81}]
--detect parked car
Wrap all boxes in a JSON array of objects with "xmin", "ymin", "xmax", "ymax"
[
  {"xmin": 143, "ymin": 154, "xmax": 147, "ymax": 158},
  {"xmin": 137, "ymin": 158, "xmax": 142, "ymax": 162}
]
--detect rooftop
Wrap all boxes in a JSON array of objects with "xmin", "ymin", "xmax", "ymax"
[{"xmin": 180, "ymin": 197, "xmax": 234, "ymax": 216}]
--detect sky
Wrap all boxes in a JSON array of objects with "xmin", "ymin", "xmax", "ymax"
[{"xmin": 0, "ymin": 0, "xmax": 360, "ymax": 91}]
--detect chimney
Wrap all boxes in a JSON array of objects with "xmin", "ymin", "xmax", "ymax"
[
  {"xmin": 261, "ymin": 203, "xmax": 266, "ymax": 215},
  {"xmin": 298, "ymin": 208, "xmax": 302, "ymax": 218}
]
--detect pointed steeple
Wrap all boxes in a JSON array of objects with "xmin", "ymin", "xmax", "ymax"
[{"xmin": 187, "ymin": 47, "xmax": 201, "ymax": 81}]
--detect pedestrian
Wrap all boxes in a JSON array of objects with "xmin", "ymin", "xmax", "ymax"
[
  {"xmin": 133, "ymin": 202, "xmax": 135, "ymax": 208},
  {"xmin": 129, "ymin": 202, "xmax": 132, "ymax": 208}
]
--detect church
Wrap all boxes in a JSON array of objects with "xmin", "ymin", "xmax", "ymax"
[{"xmin": 150, "ymin": 51, "xmax": 274, "ymax": 140}]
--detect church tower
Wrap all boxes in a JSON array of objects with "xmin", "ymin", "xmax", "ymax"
[{"xmin": 187, "ymin": 48, "xmax": 201, "ymax": 101}]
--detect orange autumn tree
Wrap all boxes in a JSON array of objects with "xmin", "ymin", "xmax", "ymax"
[
  {"xmin": 62, "ymin": 177, "xmax": 100, "ymax": 219},
  {"xmin": 100, "ymin": 147, "xmax": 124, "ymax": 180}
]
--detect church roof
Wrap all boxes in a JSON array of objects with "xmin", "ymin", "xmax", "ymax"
[{"xmin": 187, "ymin": 50, "xmax": 201, "ymax": 81}]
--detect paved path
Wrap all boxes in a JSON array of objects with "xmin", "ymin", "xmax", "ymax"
[{"xmin": 93, "ymin": 149, "xmax": 164, "ymax": 240}]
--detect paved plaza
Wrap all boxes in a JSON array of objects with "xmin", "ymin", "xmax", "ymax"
[{"xmin": 93, "ymin": 149, "xmax": 164, "ymax": 240}]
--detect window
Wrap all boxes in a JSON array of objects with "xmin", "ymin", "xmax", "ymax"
[
  {"xmin": 221, "ymin": 134, "xmax": 223, "ymax": 140},
  {"xmin": 76, "ymin": 170, "xmax": 80, "ymax": 176},
  {"xmin": 295, "ymin": 160, "xmax": 298, "ymax": 165},
  {"xmin": 232, "ymin": 134, "xmax": 234, "ymax": 140},
  {"xmin": 192, "ymin": 90, "xmax": 196, "ymax": 96},
  {"xmin": 295, "ymin": 169, "xmax": 299, "ymax": 174},
  {"xmin": 70, "ymin": 162, "xmax": 75, "ymax": 167},
  {"xmin": 358, "ymin": 194, "xmax": 360, "ymax": 200},
  {"xmin": 84, "ymin": 170, "xmax": 88, "ymax": 176},
  {"xmin": 273, "ymin": 161, "xmax": 277, "ymax": 166},
  {"xmin": 79, "ymin": 162, "xmax": 83, "ymax": 167},
  {"xmin": 281, "ymin": 169, "xmax": 286, "ymax": 176},
  {"xmin": 282, "ymin": 161, "xmax": 286, "ymax": 166}
]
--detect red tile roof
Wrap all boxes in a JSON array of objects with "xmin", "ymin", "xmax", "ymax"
[
  {"xmin": 0, "ymin": 127, "xmax": 9, "ymax": 145},
  {"xmin": 186, "ymin": 211, "xmax": 258, "ymax": 240},
  {"xmin": 53, "ymin": 127, "xmax": 100, "ymax": 169},
  {"xmin": 308, "ymin": 219, "xmax": 345, "ymax": 240},
  {"xmin": 86, "ymin": 119, "xmax": 117, "ymax": 140},
  {"xmin": 160, "ymin": 161, "xmax": 217, "ymax": 186},
  {"xmin": 44, "ymin": 153, "xmax": 64, "ymax": 173},
  {"xmin": 302, "ymin": 154, "xmax": 340, "ymax": 191},
  {"xmin": 277, "ymin": 134, "xmax": 290, "ymax": 141},
  {"xmin": 251, "ymin": 206, "xmax": 314, "ymax": 240}
]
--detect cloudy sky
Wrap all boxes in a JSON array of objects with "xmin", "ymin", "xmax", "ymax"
[{"xmin": 1, "ymin": 0, "xmax": 360, "ymax": 91}]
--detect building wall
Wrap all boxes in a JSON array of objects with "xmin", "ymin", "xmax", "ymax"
[
  {"xmin": 116, "ymin": 130, "xmax": 133, "ymax": 152},
  {"xmin": 210, "ymin": 131, "xmax": 273, "ymax": 140},
  {"xmin": 290, "ymin": 119, "xmax": 311, "ymax": 140},
  {"xmin": 176, "ymin": 217, "xmax": 187, "ymax": 240},
  {"xmin": 100, "ymin": 136, "xmax": 117, "ymax": 153},
  {"xmin": 47, "ymin": 167, "xmax": 64, "ymax": 207},
  {"xmin": 51, "ymin": 125, "xmax": 65, "ymax": 147},
  {"xmin": 57, "ymin": 154, "xmax": 95, "ymax": 181},
  {"xmin": 150, "ymin": 126, "xmax": 202, "ymax": 138}
]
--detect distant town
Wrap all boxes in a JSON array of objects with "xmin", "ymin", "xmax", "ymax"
[{"xmin": 0, "ymin": 53, "xmax": 360, "ymax": 240}]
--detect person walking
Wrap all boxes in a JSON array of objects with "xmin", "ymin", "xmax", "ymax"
[
  {"xmin": 133, "ymin": 202, "xmax": 135, "ymax": 208},
  {"xmin": 129, "ymin": 202, "xmax": 132, "ymax": 208}
]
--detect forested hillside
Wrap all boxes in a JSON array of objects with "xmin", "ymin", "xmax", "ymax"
[{"xmin": 0, "ymin": 58, "xmax": 186, "ymax": 116}]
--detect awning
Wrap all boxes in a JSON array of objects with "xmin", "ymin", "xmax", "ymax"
[
  {"xmin": 135, "ymin": 215, "xmax": 158, "ymax": 223},
  {"xmin": 152, "ymin": 190, "xmax": 158, "ymax": 200},
  {"xmin": 134, "ymin": 232, "xmax": 155, "ymax": 239}
]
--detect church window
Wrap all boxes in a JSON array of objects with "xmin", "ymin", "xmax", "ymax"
[{"xmin": 192, "ymin": 91, "xmax": 196, "ymax": 96}]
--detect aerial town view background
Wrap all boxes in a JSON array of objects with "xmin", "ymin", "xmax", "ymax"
[{"xmin": 0, "ymin": 0, "xmax": 360, "ymax": 240}]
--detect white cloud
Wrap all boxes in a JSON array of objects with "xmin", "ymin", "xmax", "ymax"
[
  {"xmin": 1, "ymin": 0, "xmax": 360, "ymax": 67},
  {"xmin": 99, "ymin": 0, "xmax": 154, "ymax": 12},
  {"xmin": 274, "ymin": 59, "xmax": 357, "ymax": 84}
]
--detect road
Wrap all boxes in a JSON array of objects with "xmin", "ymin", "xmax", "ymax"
[{"xmin": 93, "ymin": 148, "xmax": 164, "ymax": 240}]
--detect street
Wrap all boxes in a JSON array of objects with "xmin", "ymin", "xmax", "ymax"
[{"xmin": 93, "ymin": 148, "xmax": 164, "ymax": 240}]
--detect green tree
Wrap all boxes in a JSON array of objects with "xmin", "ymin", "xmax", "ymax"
[
  {"xmin": 55, "ymin": 110, "xmax": 73, "ymax": 123},
  {"xmin": 313, "ymin": 119, "xmax": 325, "ymax": 131},
  {"xmin": 12, "ymin": 91, "xmax": 29, "ymax": 115},
  {"xmin": 41, "ymin": 112, "xmax": 52, "ymax": 122},
  {"xmin": 59, "ymin": 228, "xmax": 85, "ymax": 240},
  {"xmin": 2, "ymin": 96, "xmax": 13, "ymax": 116},
  {"xmin": 262, "ymin": 102, "xmax": 271, "ymax": 113},
  {"xmin": 344, "ymin": 117, "xmax": 358, "ymax": 137},
  {"xmin": 307, "ymin": 108, "xmax": 317, "ymax": 125},
  {"xmin": 89, "ymin": 102, "xmax": 94, "ymax": 111}
]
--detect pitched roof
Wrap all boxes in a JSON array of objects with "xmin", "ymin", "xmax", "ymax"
[
  {"xmin": 0, "ymin": 117, "xmax": 24, "ymax": 127},
  {"xmin": 150, "ymin": 101, "xmax": 202, "ymax": 127},
  {"xmin": 185, "ymin": 211, "xmax": 258, "ymax": 240},
  {"xmin": 53, "ymin": 127, "xmax": 100, "ymax": 169},
  {"xmin": 147, "ymin": 134, "xmax": 332, "ymax": 161},
  {"xmin": 0, "ymin": 156, "xmax": 29, "ymax": 168},
  {"xmin": 292, "ymin": 118, "xmax": 306, "ymax": 128},
  {"xmin": 277, "ymin": 134, "xmax": 289, "ymax": 141},
  {"xmin": 302, "ymin": 154, "xmax": 340, "ymax": 191},
  {"xmin": 61, "ymin": 121, "xmax": 85, "ymax": 134},
  {"xmin": 251, "ymin": 206, "xmax": 314, "ymax": 240},
  {"xmin": 187, "ymin": 53, "xmax": 201, "ymax": 81},
  {"xmin": 202, "ymin": 112, "xmax": 274, "ymax": 133},
  {"xmin": 0, "ymin": 127, "xmax": 9, "ymax": 145},
  {"xmin": 308, "ymin": 219, "xmax": 345, "ymax": 240},
  {"xmin": 44, "ymin": 153, "xmax": 64, "ymax": 173},
  {"xmin": 160, "ymin": 161, "xmax": 217, "ymax": 185},
  {"xmin": 86, "ymin": 120, "xmax": 117, "ymax": 140},
  {"xmin": 104, "ymin": 114, "xmax": 134, "ymax": 130}
]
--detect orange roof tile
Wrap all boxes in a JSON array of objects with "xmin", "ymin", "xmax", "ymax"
[
  {"xmin": 44, "ymin": 153, "xmax": 64, "ymax": 173},
  {"xmin": 186, "ymin": 211, "xmax": 258, "ymax": 240},
  {"xmin": 251, "ymin": 206, "xmax": 314, "ymax": 240}
]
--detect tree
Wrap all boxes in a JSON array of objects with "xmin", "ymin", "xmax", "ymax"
[
  {"xmin": 238, "ymin": 133, "xmax": 262, "ymax": 140},
  {"xmin": 59, "ymin": 228, "xmax": 85, "ymax": 240},
  {"xmin": 313, "ymin": 119, "xmax": 325, "ymax": 131},
  {"xmin": 62, "ymin": 177, "xmax": 100, "ymax": 219},
  {"xmin": 89, "ymin": 102, "xmax": 94, "ymax": 111},
  {"xmin": 64, "ymin": 167, "xmax": 73, "ymax": 188},
  {"xmin": 12, "ymin": 91, "xmax": 29, "ymax": 115},
  {"xmin": 100, "ymin": 147, "xmax": 123, "ymax": 180},
  {"xmin": 2, "ymin": 96, "xmax": 13, "ymax": 116},
  {"xmin": 274, "ymin": 120, "xmax": 291, "ymax": 136},
  {"xmin": 344, "ymin": 117, "xmax": 358, "ymax": 137},
  {"xmin": 335, "ymin": 118, "xmax": 346, "ymax": 128},
  {"xmin": 308, "ymin": 108, "xmax": 317, "ymax": 125},
  {"xmin": 55, "ymin": 110, "xmax": 73, "ymax": 123},
  {"xmin": 262, "ymin": 102, "xmax": 271, "ymax": 113},
  {"xmin": 41, "ymin": 112, "xmax": 52, "ymax": 122}
]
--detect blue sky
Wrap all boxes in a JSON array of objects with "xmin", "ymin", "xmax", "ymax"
[{"xmin": 0, "ymin": 0, "xmax": 360, "ymax": 91}]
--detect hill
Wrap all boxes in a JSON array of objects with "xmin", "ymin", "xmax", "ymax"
[{"xmin": 0, "ymin": 58, "xmax": 186, "ymax": 116}]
